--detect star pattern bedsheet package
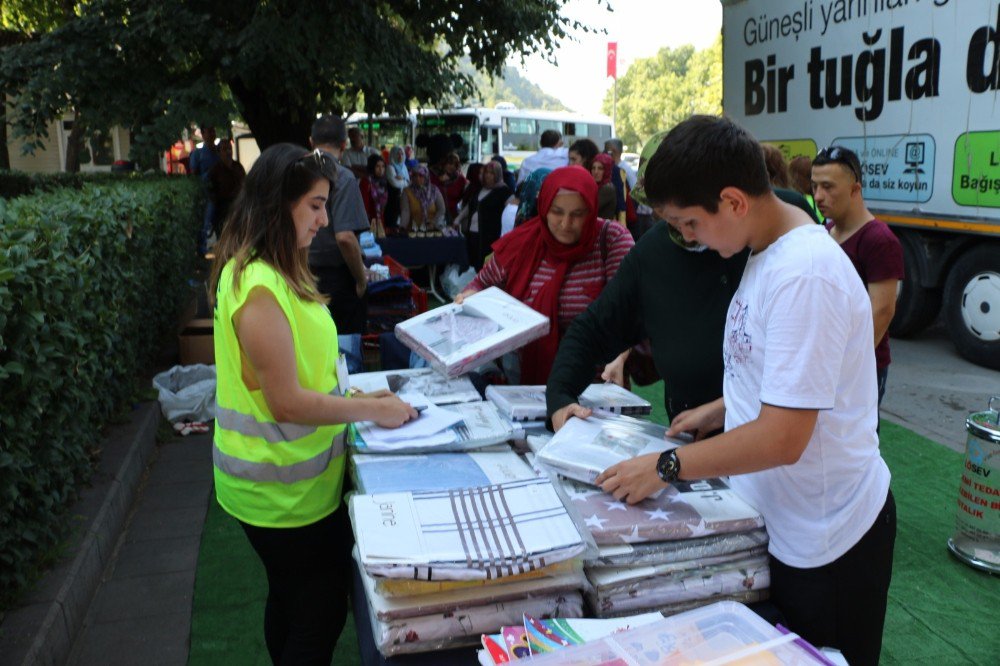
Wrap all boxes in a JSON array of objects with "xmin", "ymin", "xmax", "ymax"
[{"xmin": 562, "ymin": 477, "xmax": 765, "ymax": 546}]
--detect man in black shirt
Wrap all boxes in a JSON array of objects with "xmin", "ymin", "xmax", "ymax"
[
  {"xmin": 308, "ymin": 116, "xmax": 371, "ymax": 334},
  {"xmin": 547, "ymin": 132, "xmax": 748, "ymax": 431}
]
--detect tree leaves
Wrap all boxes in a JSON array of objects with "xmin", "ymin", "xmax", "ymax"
[
  {"xmin": 0, "ymin": 174, "xmax": 201, "ymax": 606},
  {"xmin": 1, "ymin": 0, "xmax": 601, "ymax": 161},
  {"xmin": 602, "ymin": 36, "xmax": 721, "ymax": 151}
]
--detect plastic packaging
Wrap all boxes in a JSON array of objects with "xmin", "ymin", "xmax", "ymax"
[
  {"xmin": 350, "ymin": 477, "xmax": 590, "ymax": 581},
  {"xmin": 350, "ymin": 449, "xmax": 536, "ymax": 494},
  {"xmin": 151, "ymin": 364, "xmax": 216, "ymax": 423},
  {"xmin": 586, "ymin": 529, "xmax": 769, "ymax": 568},
  {"xmin": 526, "ymin": 600, "xmax": 832, "ymax": 665},
  {"xmin": 395, "ymin": 287, "xmax": 549, "ymax": 378},
  {"xmin": 586, "ymin": 556, "xmax": 770, "ymax": 617},
  {"xmin": 440, "ymin": 263, "xmax": 477, "ymax": 299},
  {"xmin": 349, "ymin": 400, "xmax": 515, "ymax": 454},
  {"xmin": 369, "ymin": 591, "xmax": 584, "ymax": 656}
]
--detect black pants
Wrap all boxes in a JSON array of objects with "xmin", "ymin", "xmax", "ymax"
[
  {"xmin": 876, "ymin": 365, "xmax": 889, "ymax": 408},
  {"xmin": 465, "ymin": 231, "xmax": 484, "ymax": 271},
  {"xmin": 211, "ymin": 199, "xmax": 233, "ymax": 239},
  {"xmin": 876, "ymin": 366, "xmax": 888, "ymax": 434},
  {"xmin": 384, "ymin": 187, "xmax": 401, "ymax": 232},
  {"xmin": 769, "ymin": 490, "xmax": 896, "ymax": 666},
  {"xmin": 240, "ymin": 507, "xmax": 354, "ymax": 666},
  {"xmin": 313, "ymin": 264, "xmax": 367, "ymax": 335}
]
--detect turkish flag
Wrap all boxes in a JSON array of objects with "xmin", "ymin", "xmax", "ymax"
[{"xmin": 607, "ymin": 42, "xmax": 617, "ymax": 79}]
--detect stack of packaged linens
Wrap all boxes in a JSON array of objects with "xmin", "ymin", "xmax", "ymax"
[
  {"xmin": 349, "ymin": 475, "xmax": 591, "ymax": 656},
  {"xmin": 535, "ymin": 414, "xmax": 770, "ymax": 618}
]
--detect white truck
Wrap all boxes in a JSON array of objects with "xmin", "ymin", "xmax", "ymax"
[{"xmin": 721, "ymin": 0, "xmax": 1000, "ymax": 369}]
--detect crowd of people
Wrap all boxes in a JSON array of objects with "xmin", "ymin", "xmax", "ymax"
[{"xmin": 205, "ymin": 112, "xmax": 903, "ymax": 666}]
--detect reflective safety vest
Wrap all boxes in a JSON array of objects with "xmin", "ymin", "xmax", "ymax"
[{"xmin": 213, "ymin": 259, "xmax": 345, "ymax": 528}]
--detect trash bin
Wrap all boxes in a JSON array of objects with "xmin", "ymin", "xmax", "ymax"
[{"xmin": 947, "ymin": 395, "xmax": 1000, "ymax": 574}]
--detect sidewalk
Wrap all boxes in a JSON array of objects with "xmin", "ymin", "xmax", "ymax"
[{"xmin": 66, "ymin": 429, "xmax": 213, "ymax": 665}]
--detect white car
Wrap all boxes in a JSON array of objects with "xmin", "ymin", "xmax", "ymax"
[{"xmin": 622, "ymin": 152, "xmax": 640, "ymax": 172}]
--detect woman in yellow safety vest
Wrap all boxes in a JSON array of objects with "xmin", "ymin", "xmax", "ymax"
[{"xmin": 209, "ymin": 143, "xmax": 417, "ymax": 664}]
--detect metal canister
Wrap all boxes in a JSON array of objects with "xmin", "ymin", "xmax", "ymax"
[{"xmin": 947, "ymin": 396, "xmax": 1000, "ymax": 574}]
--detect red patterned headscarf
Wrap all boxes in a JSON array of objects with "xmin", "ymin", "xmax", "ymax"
[
  {"xmin": 490, "ymin": 165, "xmax": 599, "ymax": 384},
  {"xmin": 592, "ymin": 153, "xmax": 615, "ymax": 187}
]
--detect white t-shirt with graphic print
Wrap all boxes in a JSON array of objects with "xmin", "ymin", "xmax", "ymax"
[{"xmin": 724, "ymin": 223, "xmax": 890, "ymax": 569}]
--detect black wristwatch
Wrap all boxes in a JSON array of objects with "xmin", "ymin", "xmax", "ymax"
[{"xmin": 656, "ymin": 449, "xmax": 682, "ymax": 483}]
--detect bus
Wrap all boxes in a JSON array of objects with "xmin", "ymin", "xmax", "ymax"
[
  {"xmin": 349, "ymin": 106, "xmax": 614, "ymax": 171},
  {"xmin": 414, "ymin": 105, "xmax": 614, "ymax": 169},
  {"xmin": 345, "ymin": 111, "xmax": 417, "ymax": 154}
]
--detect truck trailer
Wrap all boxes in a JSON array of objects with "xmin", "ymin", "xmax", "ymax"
[{"xmin": 721, "ymin": 0, "xmax": 1000, "ymax": 369}]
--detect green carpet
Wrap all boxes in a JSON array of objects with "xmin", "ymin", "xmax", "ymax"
[
  {"xmin": 877, "ymin": 419, "xmax": 999, "ymax": 664},
  {"xmin": 187, "ymin": 497, "xmax": 362, "ymax": 666},
  {"xmin": 188, "ymin": 384, "xmax": 999, "ymax": 664}
]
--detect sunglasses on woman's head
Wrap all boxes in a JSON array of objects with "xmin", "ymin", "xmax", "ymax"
[{"xmin": 297, "ymin": 148, "xmax": 338, "ymax": 179}]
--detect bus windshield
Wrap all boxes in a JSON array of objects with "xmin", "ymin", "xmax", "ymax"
[
  {"xmin": 415, "ymin": 114, "xmax": 478, "ymax": 164},
  {"xmin": 353, "ymin": 118, "xmax": 412, "ymax": 152}
]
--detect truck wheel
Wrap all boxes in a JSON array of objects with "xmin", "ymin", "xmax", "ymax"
[
  {"xmin": 890, "ymin": 231, "xmax": 941, "ymax": 337},
  {"xmin": 943, "ymin": 245, "xmax": 1000, "ymax": 370}
]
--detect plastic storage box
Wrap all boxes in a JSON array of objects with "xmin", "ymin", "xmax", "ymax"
[{"xmin": 523, "ymin": 601, "xmax": 833, "ymax": 665}]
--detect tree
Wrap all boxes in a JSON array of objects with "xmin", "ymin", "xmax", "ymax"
[
  {"xmin": 0, "ymin": 0, "xmax": 82, "ymax": 170},
  {"xmin": 602, "ymin": 35, "xmax": 721, "ymax": 151},
  {"xmin": 1, "ymin": 0, "xmax": 601, "ymax": 165},
  {"xmin": 460, "ymin": 62, "xmax": 568, "ymax": 111}
]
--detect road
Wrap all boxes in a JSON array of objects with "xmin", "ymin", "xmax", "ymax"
[{"xmin": 882, "ymin": 321, "xmax": 1000, "ymax": 453}]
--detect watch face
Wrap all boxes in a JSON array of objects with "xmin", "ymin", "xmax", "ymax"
[{"xmin": 657, "ymin": 449, "xmax": 679, "ymax": 483}]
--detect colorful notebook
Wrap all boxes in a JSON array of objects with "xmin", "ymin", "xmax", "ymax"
[{"xmin": 523, "ymin": 612, "xmax": 664, "ymax": 655}]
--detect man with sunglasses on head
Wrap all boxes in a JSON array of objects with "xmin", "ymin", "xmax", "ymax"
[
  {"xmin": 308, "ymin": 115, "xmax": 371, "ymax": 335},
  {"xmin": 812, "ymin": 146, "xmax": 903, "ymax": 408}
]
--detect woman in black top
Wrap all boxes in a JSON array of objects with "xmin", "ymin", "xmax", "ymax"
[{"xmin": 461, "ymin": 160, "xmax": 512, "ymax": 270}]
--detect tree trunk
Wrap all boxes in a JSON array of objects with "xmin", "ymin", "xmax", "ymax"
[
  {"xmin": 0, "ymin": 93, "xmax": 11, "ymax": 171},
  {"xmin": 64, "ymin": 109, "xmax": 86, "ymax": 173},
  {"xmin": 228, "ymin": 77, "xmax": 313, "ymax": 150}
]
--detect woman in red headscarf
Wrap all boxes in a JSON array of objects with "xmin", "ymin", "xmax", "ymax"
[
  {"xmin": 457, "ymin": 165, "xmax": 635, "ymax": 384},
  {"xmin": 591, "ymin": 153, "xmax": 618, "ymax": 220}
]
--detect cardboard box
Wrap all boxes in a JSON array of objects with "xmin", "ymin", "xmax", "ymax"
[{"xmin": 179, "ymin": 317, "xmax": 215, "ymax": 366}]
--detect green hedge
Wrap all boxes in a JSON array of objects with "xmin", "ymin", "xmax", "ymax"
[
  {"xmin": 0, "ymin": 177, "xmax": 203, "ymax": 604},
  {"xmin": 0, "ymin": 169, "xmax": 149, "ymax": 200}
]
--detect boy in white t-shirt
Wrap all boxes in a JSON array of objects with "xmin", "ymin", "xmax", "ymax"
[{"xmin": 595, "ymin": 116, "xmax": 895, "ymax": 666}]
